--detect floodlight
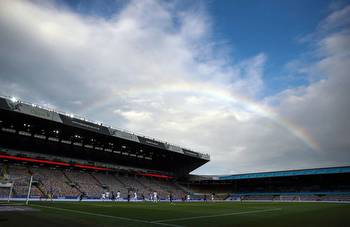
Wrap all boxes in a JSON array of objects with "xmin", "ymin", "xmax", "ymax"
[{"xmin": 10, "ymin": 96, "xmax": 18, "ymax": 103}]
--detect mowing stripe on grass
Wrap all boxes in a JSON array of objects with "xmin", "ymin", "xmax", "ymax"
[
  {"xmin": 31, "ymin": 204, "xmax": 184, "ymax": 227},
  {"xmin": 152, "ymin": 208, "xmax": 282, "ymax": 223}
]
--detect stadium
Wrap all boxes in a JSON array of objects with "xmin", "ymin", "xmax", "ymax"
[
  {"xmin": 0, "ymin": 95, "xmax": 349, "ymax": 226},
  {"xmin": 1, "ymin": 0, "xmax": 350, "ymax": 226}
]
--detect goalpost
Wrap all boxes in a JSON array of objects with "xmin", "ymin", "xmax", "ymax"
[
  {"xmin": 26, "ymin": 175, "xmax": 33, "ymax": 205},
  {"xmin": 0, "ymin": 181, "xmax": 14, "ymax": 203},
  {"xmin": 0, "ymin": 175, "xmax": 34, "ymax": 205}
]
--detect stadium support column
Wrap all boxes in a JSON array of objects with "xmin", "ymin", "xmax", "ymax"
[{"xmin": 26, "ymin": 175, "xmax": 33, "ymax": 205}]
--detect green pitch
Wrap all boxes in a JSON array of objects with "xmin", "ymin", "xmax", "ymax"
[{"xmin": 1, "ymin": 201, "xmax": 350, "ymax": 226}]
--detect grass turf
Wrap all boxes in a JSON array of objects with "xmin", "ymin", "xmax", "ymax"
[{"xmin": 0, "ymin": 201, "xmax": 349, "ymax": 227}]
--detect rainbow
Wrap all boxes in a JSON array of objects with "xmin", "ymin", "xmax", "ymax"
[{"xmin": 81, "ymin": 82, "xmax": 320, "ymax": 151}]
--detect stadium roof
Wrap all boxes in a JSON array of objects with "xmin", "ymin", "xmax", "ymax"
[
  {"xmin": 217, "ymin": 166, "xmax": 350, "ymax": 180},
  {"xmin": 0, "ymin": 95, "xmax": 209, "ymax": 160},
  {"xmin": 0, "ymin": 95, "xmax": 209, "ymax": 175}
]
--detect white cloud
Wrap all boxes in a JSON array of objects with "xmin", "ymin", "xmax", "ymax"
[
  {"xmin": 114, "ymin": 109, "xmax": 153, "ymax": 122},
  {"xmin": 0, "ymin": 0, "xmax": 349, "ymax": 175}
]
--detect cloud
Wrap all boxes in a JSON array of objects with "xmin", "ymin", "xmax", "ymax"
[
  {"xmin": 263, "ymin": 4, "xmax": 350, "ymax": 172},
  {"xmin": 320, "ymin": 5, "xmax": 350, "ymax": 31},
  {"xmin": 0, "ymin": 0, "xmax": 349, "ymax": 174}
]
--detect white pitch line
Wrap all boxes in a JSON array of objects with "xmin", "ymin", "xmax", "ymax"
[
  {"xmin": 31, "ymin": 204, "xmax": 183, "ymax": 227},
  {"xmin": 152, "ymin": 208, "xmax": 282, "ymax": 223}
]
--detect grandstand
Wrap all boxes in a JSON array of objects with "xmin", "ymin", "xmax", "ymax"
[
  {"xmin": 185, "ymin": 166, "xmax": 350, "ymax": 202},
  {"xmin": 0, "ymin": 96, "xmax": 350, "ymax": 226},
  {"xmin": 0, "ymin": 95, "xmax": 210, "ymax": 200}
]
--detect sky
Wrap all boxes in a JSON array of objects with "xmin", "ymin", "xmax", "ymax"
[{"xmin": 0, "ymin": 0, "xmax": 349, "ymax": 175}]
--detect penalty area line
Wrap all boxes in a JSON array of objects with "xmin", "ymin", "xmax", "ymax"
[
  {"xmin": 152, "ymin": 208, "xmax": 282, "ymax": 223},
  {"xmin": 30, "ymin": 204, "xmax": 184, "ymax": 227}
]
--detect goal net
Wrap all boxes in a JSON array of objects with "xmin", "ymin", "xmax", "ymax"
[{"xmin": 0, "ymin": 164, "xmax": 34, "ymax": 204}]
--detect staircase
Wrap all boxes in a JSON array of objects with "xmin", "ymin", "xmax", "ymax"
[
  {"xmin": 113, "ymin": 174, "xmax": 126, "ymax": 187},
  {"xmin": 62, "ymin": 171, "xmax": 84, "ymax": 194},
  {"xmin": 175, "ymin": 182, "xmax": 191, "ymax": 194},
  {"xmin": 34, "ymin": 183, "xmax": 47, "ymax": 197},
  {"xmin": 90, "ymin": 173, "xmax": 104, "ymax": 188}
]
